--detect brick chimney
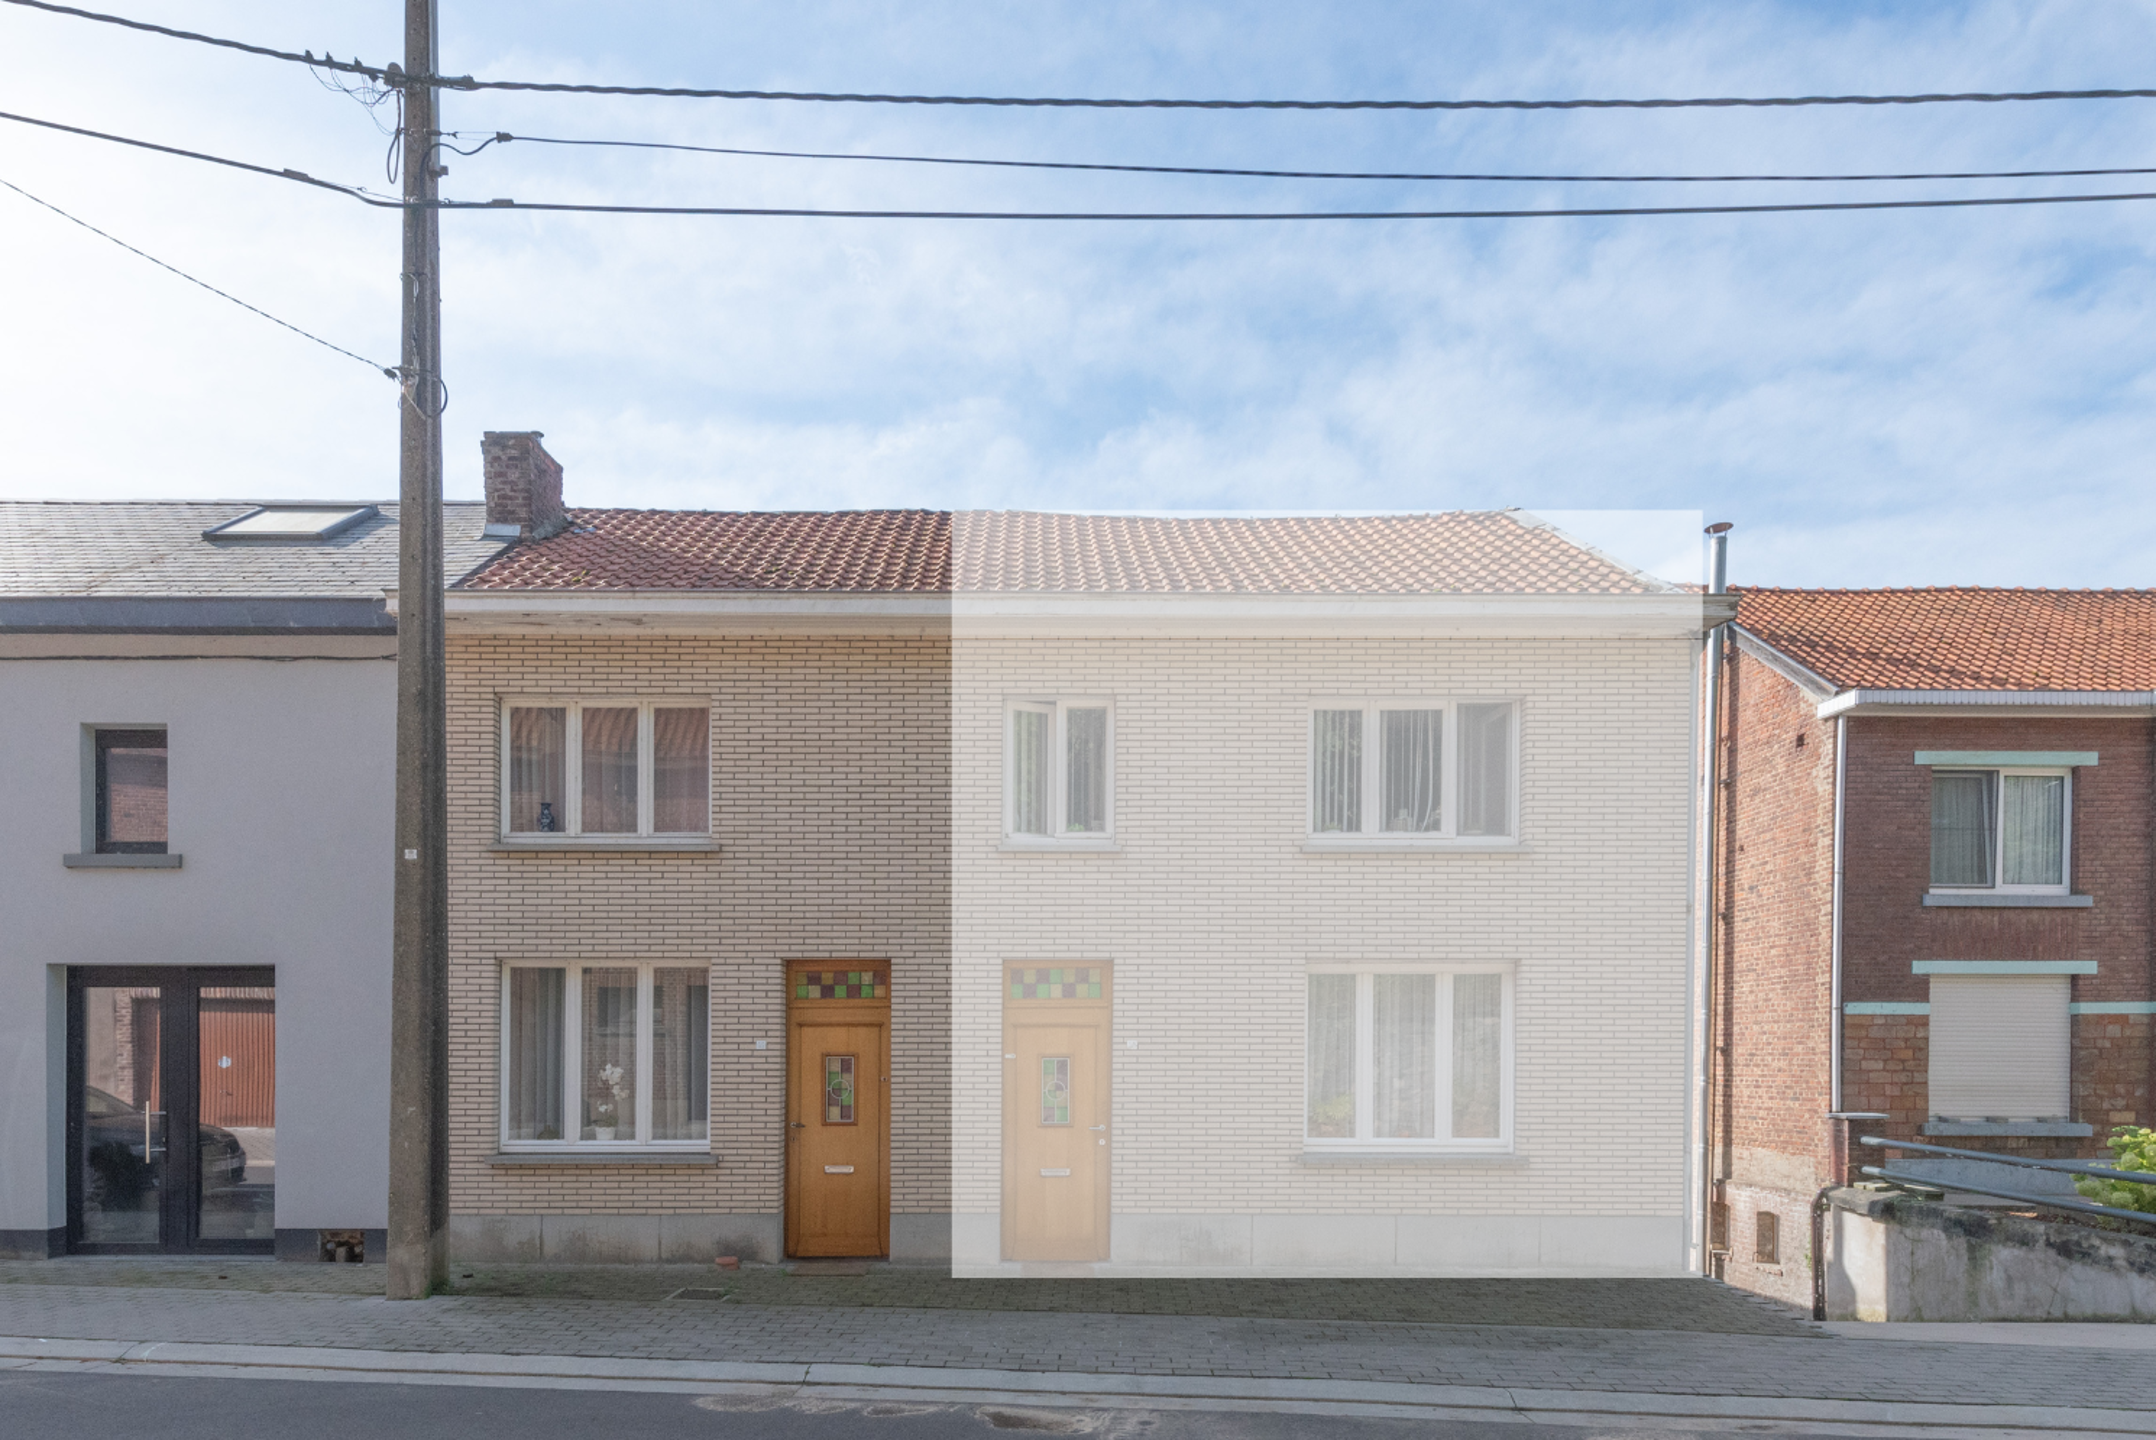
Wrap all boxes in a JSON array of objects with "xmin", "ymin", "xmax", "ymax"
[{"xmin": 481, "ymin": 431, "xmax": 567, "ymax": 539}]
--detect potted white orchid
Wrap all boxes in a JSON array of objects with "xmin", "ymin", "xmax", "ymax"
[{"xmin": 590, "ymin": 1062, "xmax": 630, "ymax": 1140}]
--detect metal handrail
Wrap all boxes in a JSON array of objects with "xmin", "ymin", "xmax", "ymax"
[
  {"xmin": 1859, "ymin": 1134, "xmax": 2156, "ymax": 1187},
  {"xmin": 1859, "ymin": 1165, "xmax": 2156, "ymax": 1225}
]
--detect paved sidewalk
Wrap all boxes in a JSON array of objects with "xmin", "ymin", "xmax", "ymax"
[
  {"xmin": 0, "ymin": 1258, "xmax": 1814, "ymax": 1333},
  {"xmin": 1, "ymin": 1265, "xmax": 2153, "ymax": 1418}
]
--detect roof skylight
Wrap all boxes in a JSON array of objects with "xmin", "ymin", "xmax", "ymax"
[{"xmin": 203, "ymin": 505, "xmax": 379, "ymax": 542}]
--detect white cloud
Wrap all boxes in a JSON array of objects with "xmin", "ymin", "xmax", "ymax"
[{"xmin": 4, "ymin": 0, "xmax": 2155, "ymax": 583}]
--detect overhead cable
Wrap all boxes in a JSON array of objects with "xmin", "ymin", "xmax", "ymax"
[
  {"xmin": 0, "ymin": 175, "xmax": 394, "ymax": 376},
  {"xmin": 462, "ymin": 131, "xmax": 2156, "ymax": 185},
  {"xmin": 0, "ymin": 0, "xmax": 385, "ymax": 79},
  {"xmin": 440, "ymin": 81, "xmax": 2156, "ymax": 111},
  {"xmin": 12, "ymin": 108, "xmax": 2156, "ymax": 222},
  {"xmin": 8, "ymin": 0, "xmax": 2156, "ymax": 112}
]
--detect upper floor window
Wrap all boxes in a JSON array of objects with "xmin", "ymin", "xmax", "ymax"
[
  {"xmin": 1930, "ymin": 768, "xmax": 2068, "ymax": 893},
  {"xmin": 502, "ymin": 701, "xmax": 710, "ymax": 839},
  {"xmin": 95, "ymin": 728, "xmax": 168, "ymax": 854},
  {"xmin": 1310, "ymin": 701, "xmax": 1514, "ymax": 841},
  {"xmin": 1006, "ymin": 699, "xmax": 1111, "ymax": 842}
]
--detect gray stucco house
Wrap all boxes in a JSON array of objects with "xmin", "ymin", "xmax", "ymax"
[{"xmin": 0, "ymin": 500, "xmax": 502, "ymax": 1259}]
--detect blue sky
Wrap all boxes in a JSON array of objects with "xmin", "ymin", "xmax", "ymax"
[{"xmin": 3, "ymin": 1, "xmax": 2154, "ymax": 585}]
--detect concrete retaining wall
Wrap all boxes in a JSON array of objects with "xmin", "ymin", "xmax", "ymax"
[{"xmin": 1826, "ymin": 1188, "xmax": 2156, "ymax": 1320}]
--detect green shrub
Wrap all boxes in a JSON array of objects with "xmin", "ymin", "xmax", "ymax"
[{"xmin": 2074, "ymin": 1126, "xmax": 2156, "ymax": 1214}]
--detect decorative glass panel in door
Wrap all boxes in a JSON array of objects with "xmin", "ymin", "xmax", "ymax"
[{"xmin": 80, "ymin": 985, "xmax": 163, "ymax": 1246}]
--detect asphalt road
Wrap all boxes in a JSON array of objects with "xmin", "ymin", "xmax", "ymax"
[{"xmin": 0, "ymin": 1372, "xmax": 1852, "ymax": 1440}]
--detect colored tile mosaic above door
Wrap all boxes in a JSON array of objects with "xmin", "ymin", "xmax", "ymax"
[
  {"xmin": 793, "ymin": 968, "xmax": 888, "ymax": 1001},
  {"xmin": 1007, "ymin": 966, "xmax": 1105, "ymax": 1000}
]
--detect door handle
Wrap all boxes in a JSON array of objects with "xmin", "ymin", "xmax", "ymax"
[
  {"xmin": 789, "ymin": 1121, "xmax": 806, "ymax": 1128},
  {"xmin": 1088, "ymin": 1125, "xmax": 1107, "ymax": 1131}
]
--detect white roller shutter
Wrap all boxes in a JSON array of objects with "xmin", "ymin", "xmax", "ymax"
[{"xmin": 1928, "ymin": 976, "xmax": 2070, "ymax": 1119}]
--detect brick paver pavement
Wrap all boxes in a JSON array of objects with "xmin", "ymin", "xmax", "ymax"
[
  {"xmin": 1, "ymin": 1264, "xmax": 2151, "ymax": 1411},
  {"xmin": 0, "ymin": 1260, "xmax": 1811, "ymax": 1334}
]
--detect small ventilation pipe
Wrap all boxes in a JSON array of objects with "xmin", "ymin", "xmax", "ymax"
[{"xmin": 1699, "ymin": 521, "xmax": 1733, "ymax": 1276}]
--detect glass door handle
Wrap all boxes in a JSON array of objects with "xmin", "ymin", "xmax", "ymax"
[{"xmin": 145, "ymin": 1112, "xmax": 167, "ymax": 1158}]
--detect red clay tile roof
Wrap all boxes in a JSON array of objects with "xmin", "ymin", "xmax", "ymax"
[
  {"xmin": 457, "ymin": 508, "xmax": 1663, "ymax": 596},
  {"xmin": 458, "ymin": 509, "xmax": 950, "ymax": 593},
  {"xmin": 1736, "ymin": 588, "xmax": 2156, "ymax": 691}
]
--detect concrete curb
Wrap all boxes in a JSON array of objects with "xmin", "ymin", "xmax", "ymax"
[{"xmin": 0, "ymin": 1335, "xmax": 2151, "ymax": 1436}]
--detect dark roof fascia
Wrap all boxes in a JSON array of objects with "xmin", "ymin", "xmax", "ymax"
[
  {"xmin": 0, "ymin": 596, "xmax": 395, "ymax": 635},
  {"xmin": 1731, "ymin": 624, "xmax": 1842, "ymax": 700}
]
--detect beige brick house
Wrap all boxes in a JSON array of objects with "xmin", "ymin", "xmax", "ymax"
[{"xmin": 438, "ymin": 434, "xmax": 1727, "ymax": 1273}]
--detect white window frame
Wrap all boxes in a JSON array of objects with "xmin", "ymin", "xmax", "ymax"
[
  {"xmin": 1305, "ymin": 698, "xmax": 1518, "ymax": 846},
  {"xmin": 498, "ymin": 960, "xmax": 710, "ymax": 1152},
  {"xmin": 1002, "ymin": 697, "xmax": 1115, "ymax": 846},
  {"xmin": 1928, "ymin": 766, "xmax": 2073, "ymax": 896},
  {"xmin": 498, "ymin": 698, "xmax": 711, "ymax": 841},
  {"xmin": 1302, "ymin": 963, "xmax": 1515, "ymax": 1154}
]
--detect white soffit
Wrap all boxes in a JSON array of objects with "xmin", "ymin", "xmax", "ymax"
[
  {"xmin": 1817, "ymin": 688, "xmax": 2156, "ymax": 718},
  {"xmin": 424, "ymin": 589, "xmax": 1727, "ymax": 639}
]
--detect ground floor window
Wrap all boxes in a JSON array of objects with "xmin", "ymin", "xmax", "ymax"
[
  {"xmin": 1305, "ymin": 967, "xmax": 1511, "ymax": 1149},
  {"xmin": 502, "ymin": 963, "xmax": 709, "ymax": 1148},
  {"xmin": 1927, "ymin": 975, "xmax": 2070, "ymax": 1120}
]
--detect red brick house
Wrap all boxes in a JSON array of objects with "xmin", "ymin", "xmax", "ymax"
[{"xmin": 1708, "ymin": 588, "xmax": 2156, "ymax": 1306}]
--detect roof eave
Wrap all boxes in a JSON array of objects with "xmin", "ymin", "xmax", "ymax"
[
  {"xmin": 423, "ymin": 587, "xmax": 1726, "ymax": 639},
  {"xmin": 1818, "ymin": 688, "xmax": 2156, "ymax": 719}
]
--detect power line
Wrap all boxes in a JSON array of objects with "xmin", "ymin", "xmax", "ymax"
[
  {"xmin": 9, "ymin": 0, "xmax": 2156, "ymax": 113},
  {"xmin": 13, "ymin": 107, "xmax": 2156, "ymax": 221},
  {"xmin": 0, "ymin": 108, "xmax": 396, "ymax": 204},
  {"xmin": 0, "ymin": 175, "xmax": 394, "ymax": 376},
  {"xmin": 447, "ymin": 80, "xmax": 2156, "ymax": 112},
  {"xmin": 1, "ymin": 0, "xmax": 384, "ymax": 79},
  {"xmin": 428, "ymin": 191, "xmax": 2156, "ymax": 220},
  {"xmin": 461, "ymin": 130, "xmax": 2156, "ymax": 185}
]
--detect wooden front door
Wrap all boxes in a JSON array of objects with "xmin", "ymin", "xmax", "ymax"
[
  {"xmin": 1002, "ymin": 965, "xmax": 1111, "ymax": 1262},
  {"xmin": 785, "ymin": 965, "xmax": 890, "ymax": 1258}
]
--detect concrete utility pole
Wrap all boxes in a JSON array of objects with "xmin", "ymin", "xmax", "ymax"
[{"xmin": 387, "ymin": 0, "xmax": 449, "ymax": 1300}]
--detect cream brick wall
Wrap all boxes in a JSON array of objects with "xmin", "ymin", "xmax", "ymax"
[
  {"xmin": 952, "ymin": 636, "xmax": 1697, "ymax": 1224},
  {"xmin": 447, "ymin": 634, "xmax": 950, "ymax": 1222}
]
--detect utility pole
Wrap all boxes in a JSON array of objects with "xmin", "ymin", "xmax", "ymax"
[{"xmin": 387, "ymin": 0, "xmax": 448, "ymax": 1300}]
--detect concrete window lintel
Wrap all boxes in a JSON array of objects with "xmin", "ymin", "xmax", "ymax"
[{"xmin": 1913, "ymin": 960, "xmax": 2097, "ymax": 975}]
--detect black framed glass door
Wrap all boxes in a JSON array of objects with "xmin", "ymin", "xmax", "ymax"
[{"xmin": 67, "ymin": 967, "xmax": 276, "ymax": 1255}]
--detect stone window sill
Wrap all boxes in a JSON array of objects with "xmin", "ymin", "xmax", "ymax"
[
  {"xmin": 63, "ymin": 853, "xmax": 182, "ymax": 869},
  {"xmin": 484, "ymin": 1150, "xmax": 718, "ymax": 1166},
  {"xmin": 998, "ymin": 838, "xmax": 1123, "ymax": 853},
  {"xmin": 1301, "ymin": 839, "xmax": 1532, "ymax": 855},
  {"xmin": 1922, "ymin": 1121, "xmax": 2094, "ymax": 1138},
  {"xmin": 1922, "ymin": 892, "xmax": 2092, "ymax": 908},
  {"xmin": 490, "ymin": 838, "xmax": 720, "ymax": 854},
  {"xmin": 1298, "ymin": 1150, "xmax": 1526, "ymax": 1166}
]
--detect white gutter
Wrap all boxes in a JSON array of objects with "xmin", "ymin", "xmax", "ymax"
[
  {"xmin": 391, "ymin": 587, "xmax": 1737, "ymax": 638},
  {"xmin": 1819, "ymin": 688, "xmax": 2156, "ymax": 717}
]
